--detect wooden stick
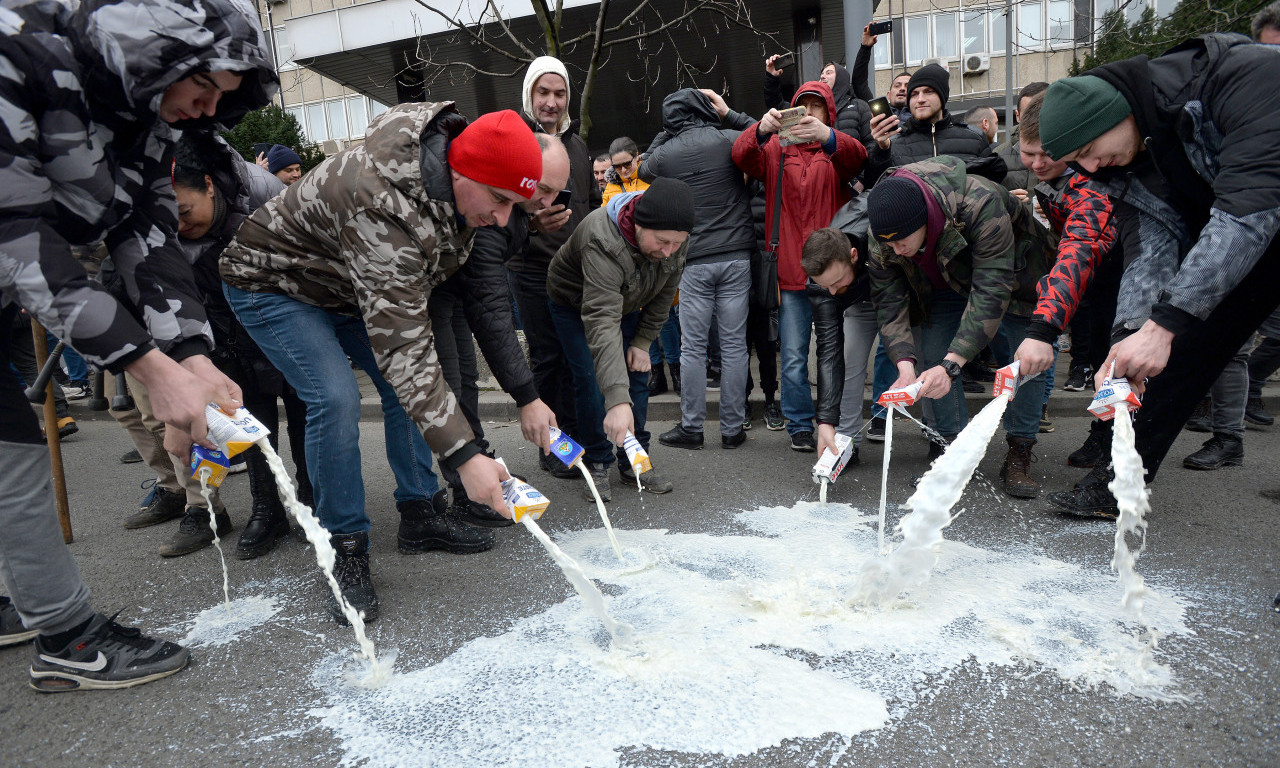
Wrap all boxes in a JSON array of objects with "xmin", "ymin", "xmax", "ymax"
[{"xmin": 30, "ymin": 318, "xmax": 72, "ymax": 543}]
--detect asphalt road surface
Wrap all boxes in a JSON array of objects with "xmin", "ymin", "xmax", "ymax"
[{"xmin": 3, "ymin": 414, "xmax": 1277, "ymax": 767}]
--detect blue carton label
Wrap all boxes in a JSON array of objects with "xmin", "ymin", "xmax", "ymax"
[{"xmin": 549, "ymin": 428, "xmax": 585, "ymax": 468}]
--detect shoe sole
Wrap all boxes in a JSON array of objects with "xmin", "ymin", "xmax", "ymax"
[
  {"xmin": 1046, "ymin": 494, "xmax": 1118, "ymax": 519},
  {"xmin": 764, "ymin": 421, "xmax": 785, "ymax": 431},
  {"xmin": 397, "ymin": 537, "xmax": 495, "ymax": 555},
  {"xmin": 1244, "ymin": 417, "xmax": 1274, "ymax": 428},
  {"xmin": 57, "ymin": 425, "xmax": 78, "ymax": 438},
  {"xmin": 866, "ymin": 434, "xmax": 885, "ymax": 443},
  {"xmin": 29, "ymin": 656, "xmax": 189, "ymax": 692},
  {"xmin": 1182, "ymin": 458, "xmax": 1244, "ymax": 470},
  {"xmin": 123, "ymin": 506, "xmax": 186, "ymax": 530},
  {"xmin": 0, "ymin": 629, "xmax": 39, "ymax": 647},
  {"xmin": 790, "ymin": 445, "xmax": 816, "ymax": 453},
  {"xmin": 658, "ymin": 439, "xmax": 702, "ymax": 450},
  {"xmin": 1063, "ymin": 383, "xmax": 1086, "ymax": 391},
  {"xmin": 1005, "ymin": 487, "xmax": 1040, "ymax": 500}
]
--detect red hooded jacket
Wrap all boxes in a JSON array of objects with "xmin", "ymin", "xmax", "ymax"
[{"xmin": 732, "ymin": 80, "xmax": 867, "ymax": 291}]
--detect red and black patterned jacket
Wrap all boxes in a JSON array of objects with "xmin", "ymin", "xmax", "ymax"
[{"xmin": 1023, "ymin": 171, "xmax": 1117, "ymax": 345}]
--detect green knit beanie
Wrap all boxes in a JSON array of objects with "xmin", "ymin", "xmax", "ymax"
[{"xmin": 1039, "ymin": 76, "xmax": 1132, "ymax": 160}]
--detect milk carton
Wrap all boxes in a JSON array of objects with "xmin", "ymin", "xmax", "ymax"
[
  {"xmin": 190, "ymin": 445, "xmax": 231, "ymax": 487},
  {"xmin": 1088, "ymin": 375, "xmax": 1142, "ymax": 420},
  {"xmin": 204, "ymin": 404, "xmax": 271, "ymax": 457},
  {"xmin": 876, "ymin": 382, "xmax": 923, "ymax": 408},
  {"xmin": 992, "ymin": 361, "xmax": 1042, "ymax": 398},
  {"xmin": 548, "ymin": 427, "xmax": 585, "ymax": 469},
  {"xmin": 622, "ymin": 432, "xmax": 651, "ymax": 474},
  {"xmin": 497, "ymin": 458, "xmax": 550, "ymax": 522},
  {"xmin": 812, "ymin": 433, "xmax": 855, "ymax": 484}
]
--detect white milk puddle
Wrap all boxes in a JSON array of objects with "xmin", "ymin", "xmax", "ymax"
[
  {"xmin": 180, "ymin": 594, "xmax": 282, "ymax": 648},
  {"xmin": 311, "ymin": 499, "xmax": 1189, "ymax": 766}
]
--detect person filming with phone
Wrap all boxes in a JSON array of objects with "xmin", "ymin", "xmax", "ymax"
[{"xmin": 863, "ymin": 64, "xmax": 1007, "ymax": 188}]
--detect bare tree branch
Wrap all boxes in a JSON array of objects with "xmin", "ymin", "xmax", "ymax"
[
  {"xmin": 489, "ymin": 0, "xmax": 540, "ymax": 59},
  {"xmin": 410, "ymin": 0, "xmax": 531, "ymax": 64}
]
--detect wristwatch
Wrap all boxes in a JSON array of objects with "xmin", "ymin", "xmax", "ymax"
[{"xmin": 940, "ymin": 359, "xmax": 963, "ymax": 380}]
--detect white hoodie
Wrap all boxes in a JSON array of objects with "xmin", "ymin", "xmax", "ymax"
[{"xmin": 522, "ymin": 55, "xmax": 572, "ymax": 136}]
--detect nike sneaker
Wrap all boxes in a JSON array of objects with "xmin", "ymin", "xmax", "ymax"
[{"xmin": 29, "ymin": 613, "xmax": 189, "ymax": 692}]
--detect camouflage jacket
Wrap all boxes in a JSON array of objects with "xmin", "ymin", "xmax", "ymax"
[
  {"xmin": 0, "ymin": 0, "xmax": 276, "ymax": 372},
  {"xmin": 546, "ymin": 194, "xmax": 686, "ymax": 410},
  {"xmin": 221, "ymin": 102, "xmax": 482, "ymax": 467},
  {"xmin": 867, "ymin": 156, "xmax": 1057, "ymax": 365}
]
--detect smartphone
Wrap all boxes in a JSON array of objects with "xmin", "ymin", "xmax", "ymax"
[
  {"xmin": 869, "ymin": 20, "xmax": 893, "ymax": 36},
  {"xmin": 553, "ymin": 188, "xmax": 572, "ymax": 209},
  {"xmin": 774, "ymin": 52, "xmax": 795, "ymax": 69},
  {"xmin": 868, "ymin": 97, "xmax": 892, "ymax": 117}
]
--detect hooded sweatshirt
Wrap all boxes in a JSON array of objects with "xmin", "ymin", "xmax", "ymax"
[
  {"xmin": 732, "ymin": 80, "xmax": 867, "ymax": 291},
  {"xmin": 522, "ymin": 55, "xmax": 572, "ymax": 137},
  {"xmin": 0, "ymin": 0, "xmax": 277, "ymax": 372}
]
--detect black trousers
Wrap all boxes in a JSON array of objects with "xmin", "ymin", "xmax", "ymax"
[
  {"xmin": 1134, "ymin": 239, "xmax": 1280, "ymax": 481},
  {"xmin": 744, "ymin": 302, "xmax": 778, "ymax": 401},
  {"xmin": 506, "ymin": 266, "xmax": 577, "ymax": 435}
]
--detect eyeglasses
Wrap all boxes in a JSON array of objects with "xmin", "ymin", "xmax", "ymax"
[{"xmin": 612, "ymin": 157, "xmax": 636, "ymax": 170}]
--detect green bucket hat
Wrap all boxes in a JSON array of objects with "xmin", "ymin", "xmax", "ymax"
[{"xmin": 1039, "ymin": 75, "xmax": 1132, "ymax": 160}]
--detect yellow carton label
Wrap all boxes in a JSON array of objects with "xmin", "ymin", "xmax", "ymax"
[{"xmin": 190, "ymin": 446, "xmax": 230, "ymax": 488}]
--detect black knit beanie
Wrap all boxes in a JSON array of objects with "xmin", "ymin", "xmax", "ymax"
[
  {"xmin": 634, "ymin": 177, "xmax": 696, "ymax": 232},
  {"xmin": 867, "ymin": 177, "xmax": 928, "ymax": 242},
  {"xmin": 906, "ymin": 63, "xmax": 950, "ymax": 108}
]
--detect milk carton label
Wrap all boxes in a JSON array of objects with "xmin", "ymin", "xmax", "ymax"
[
  {"xmin": 877, "ymin": 382, "xmax": 923, "ymax": 408},
  {"xmin": 190, "ymin": 445, "xmax": 230, "ymax": 487},
  {"xmin": 812, "ymin": 433, "xmax": 855, "ymax": 483},
  {"xmin": 204, "ymin": 404, "xmax": 271, "ymax": 457},
  {"xmin": 548, "ymin": 427, "xmax": 585, "ymax": 468},
  {"xmin": 1088, "ymin": 376, "xmax": 1142, "ymax": 420},
  {"xmin": 622, "ymin": 432, "xmax": 651, "ymax": 474},
  {"xmin": 496, "ymin": 458, "xmax": 550, "ymax": 522},
  {"xmin": 992, "ymin": 361, "xmax": 1042, "ymax": 398}
]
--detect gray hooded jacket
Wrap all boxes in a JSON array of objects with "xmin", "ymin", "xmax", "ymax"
[{"xmin": 0, "ymin": 0, "xmax": 277, "ymax": 371}]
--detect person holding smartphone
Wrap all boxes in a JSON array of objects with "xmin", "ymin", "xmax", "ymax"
[{"xmin": 850, "ymin": 23, "xmax": 913, "ymax": 120}]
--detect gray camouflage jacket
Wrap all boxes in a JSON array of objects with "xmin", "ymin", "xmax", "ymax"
[
  {"xmin": 0, "ymin": 0, "xmax": 276, "ymax": 371},
  {"xmin": 222, "ymin": 102, "xmax": 484, "ymax": 469}
]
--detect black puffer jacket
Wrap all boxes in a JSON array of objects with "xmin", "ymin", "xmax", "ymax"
[
  {"xmin": 431, "ymin": 208, "xmax": 539, "ymax": 407},
  {"xmin": 640, "ymin": 89, "xmax": 756, "ymax": 264},
  {"xmin": 809, "ymin": 196, "xmax": 872, "ymax": 427},
  {"xmin": 863, "ymin": 112, "xmax": 1007, "ymax": 187},
  {"xmin": 506, "ymin": 116, "xmax": 602, "ymax": 275},
  {"xmin": 763, "ymin": 65, "xmax": 873, "ymax": 148}
]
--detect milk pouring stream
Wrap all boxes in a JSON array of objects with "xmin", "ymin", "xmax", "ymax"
[{"xmin": 548, "ymin": 427, "xmax": 624, "ymax": 561}]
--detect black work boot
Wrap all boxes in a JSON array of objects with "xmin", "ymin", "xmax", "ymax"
[
  {"xmin": 648, "ymin": 363, "xmax": 668, "ymax": 396},
  {"xmin": 328, "ymin": 531, "xmax": 377, "ymax": 625},
  {"xmin": 124, "ymin": 481, "xmax": 186, "ymax": 529},
  {"xmin": 671, "ymin": 362, "xmax": 683, "ymax": 393},
  {"xmin": 540, "ymin": 451, "xmax": 580, "ymax": 479},
  {"xmin": 451, "ymin": 485, "xmax": 514, "ymax": 528},
  {"xmin": 236, "ymin": 448, "xmax": 291, "ymax": 560},
  {"xmin": 1047, "ymin": 465, "xmax": 1118, "ymax": 519},
  {"xmin": 1182, "ymin": 432, "xmax": 1244, "ymax": 470},
  {"xmin": 397, "ymin": 489, "xmax": 495, "ymax": 554},
  {"xmin": 999, "ymin": 435, "xmax": 1040, "ymax": 499},
  {"xmin": 158, "ymin": 506, "xmax": 232, "ymax": 558},
  {"xmin": 1245, "ymin": 396, "xmax": 1274, "ymax": 427},
  {"xmin": 1068, "ymin": 419, "xmax": 1112, "ymax": 468}
]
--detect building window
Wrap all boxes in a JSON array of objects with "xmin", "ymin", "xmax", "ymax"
[
  {"xmin": 370, "ymin": 100, "xmax": 390, "ymax": 120},
  {"xmin": 305, "ymin": 103, "xmax": 328, "ymax": 142},
  {"xmin": 963, "ymin": 11, "xmax": 987, "ymax": 55},
  {"xmin": 347, "ymin": 96, "xmax": 369, "ymax": 139},
  {"xmin": 1018, "ymin": 1, "xmax": 1044, "ymax": 51},
  {"xmin": 273, "ymin": 27, "xmax": 296, "ymax": 71},
  {"xmin": 992, "ymin": 8, "xmax": 1007, "ymax": 53},
  {"xmin": 326, "ymin": 99, "xmax": 348, "ymax": 140},
  {"xmin": 934, "ymin": 13, "xmax": 958, "ymax": 60},
  {"xmin": 1048, "ymin": 0, "xmax": 1074, "ymax": 45},
  {"xmin": 906, "ymin": 15, "xmax": 930, "ymax": 64}
]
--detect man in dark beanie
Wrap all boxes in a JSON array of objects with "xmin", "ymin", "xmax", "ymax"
[
  {"xmin": 547, "ymin": 177, "xmax": 695, "ymax": 500},
  {"xmin": 265, "ymin": 144, "xmax": 303, "ymax": 185},
  {"xmin": 864, "ymin": 63, "xmax": 1006, "ymax": 188},
  {"xmin": 864, "ymin": 157, "xmax": 1055, "ymax": 498},
  {"xmin": 1033, "ymin": 31, "xmax": 1280, "ymax": 518}
]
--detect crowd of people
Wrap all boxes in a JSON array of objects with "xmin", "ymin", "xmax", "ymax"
[{"xmin": 2, "ymin": 0, "xmax": 1279, "ymax": 694}]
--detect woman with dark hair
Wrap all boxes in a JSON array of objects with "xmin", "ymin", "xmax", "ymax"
[
  {"xmin": 171, "ymin": 132, "xmax": 311, "ymax": 560},
  {"xmin": 601, "ymin": 136, "xmax": 650, "ymax": 204}
]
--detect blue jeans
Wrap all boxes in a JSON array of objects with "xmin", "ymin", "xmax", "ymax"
[
  {"xmin": 918, "ymin": 291, "xmax": 1040, "ymax": 440},
  {"xmin": 223, "ymin": 284, "xmax": 439, "ymax": 535},
  {"xmin": 778, "ymin": 288, "xmax": 815, "ymax": 435},
  {"xmin": 549, "ymin": 302, "xmax": 650, "ymax": 467},
  {"xmin": 47, "ymin": 332, "xmax": 88, "ymax": 381},
  {"xmin": 648, "ymin": 306, "xmax": 680, "ymax": 366}
]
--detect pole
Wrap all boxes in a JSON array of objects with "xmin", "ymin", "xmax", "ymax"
[
  {"xmin": 30, "ymin": 318, "xmax": 72, "ymax": 543},
  {"xmin": 1005, "ymin": 0, "xmax": 1015, "ymax": 144}
]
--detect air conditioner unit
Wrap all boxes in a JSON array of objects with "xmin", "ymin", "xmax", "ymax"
[
  {"xmin": 922, "ymin": 57, "xmax": 948, "ymax": 69},
  {"xmin": 963, "ymin": 53, "xmax": 991, "ymax": 75}
]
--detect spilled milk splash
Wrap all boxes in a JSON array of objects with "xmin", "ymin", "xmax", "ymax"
[
  {"xmin": 310, "ymin": 499, "xmax": 1189, "ymax": 766},
  {"xmin": 180, "ymin": 594, "xmax": 281, "ymax": 648}
]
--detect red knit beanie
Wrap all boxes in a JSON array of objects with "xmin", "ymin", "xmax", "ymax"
[{"xmin": 448, "ymin": 110, "xmax": 542, "ymax": 199}]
